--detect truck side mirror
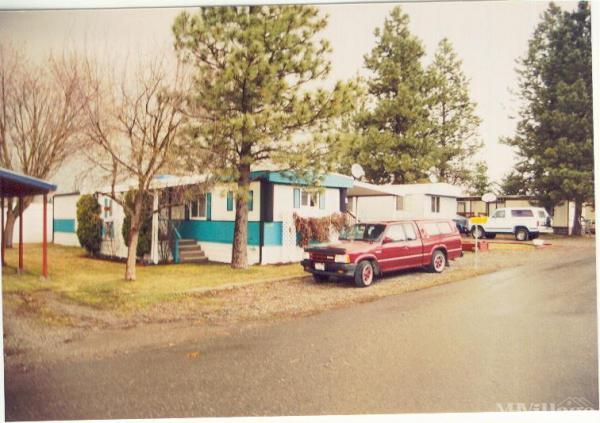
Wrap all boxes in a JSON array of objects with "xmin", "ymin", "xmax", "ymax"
[{"xmin": 382, "ymin": 236, "xmax": 394, "ymax": 244}]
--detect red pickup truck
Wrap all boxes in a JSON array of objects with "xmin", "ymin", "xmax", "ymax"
[{"xmin": 301, "ymin": 219, "xmax": 463, "ymax": 287}]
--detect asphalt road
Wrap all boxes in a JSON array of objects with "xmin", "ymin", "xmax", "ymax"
[{"xmin": 5, "ymin": 249, "xmax": 598, "ymax": 420}]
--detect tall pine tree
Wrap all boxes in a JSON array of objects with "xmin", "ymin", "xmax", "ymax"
[
  {"xmin": 503, "ymin": 2, "xmax": 592, "ymax": 235},
  {"xmin": 340, "ymin": 6, "xmax": 435, "ymax": 184},
  {"xmin": 427, "ymin": 38, "xmax": 482, "ymax": 185},
  {"xmin": 173, "ymin": 6, "xmax": 357, "ymax": 268}
]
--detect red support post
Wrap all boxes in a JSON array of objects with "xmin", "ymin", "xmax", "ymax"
[
  {"xmin": 42, "ymin": 194, "xmax": 48, "ymax": 278},
  {"xmin": 1, "ymin": 196, "xmax": 4, "ymax": 266},
  {"xmin": 18, "ymin": 196, "xmax": 23, "ymax": 273}
]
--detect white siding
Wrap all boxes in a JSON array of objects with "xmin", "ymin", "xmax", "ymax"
[
  {"xmin": 353, "ymin": 193, "xmax": 458, "ymax": 221},
  {"xmin": 2, "ymin": 198, "xmax": 52, "ymax": 244},
  {"xmin": 53, "ymin": 194, "xmax": 80, "ymax": 246},
  {"xmin": 210, "ymin": 181, "xmax": 261, "ymax": 221}
]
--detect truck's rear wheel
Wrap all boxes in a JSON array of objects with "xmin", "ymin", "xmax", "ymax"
[
  {"xmin": 515, "ymin": 227, "xmax": 529, "ymax": 241},
  {"xmin": 354, "ymin": 261, "xmax": 374, "ymax": 287},
  {"xmin": 428, "ymin": 250, "xmax": 446, "ymax": 273}
]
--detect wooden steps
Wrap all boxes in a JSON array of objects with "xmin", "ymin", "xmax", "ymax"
[{"xmin": 178, "ymin": 239, "xmax": 208, "ymax": 263}]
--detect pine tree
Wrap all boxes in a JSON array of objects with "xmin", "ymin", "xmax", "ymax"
[
  {"xmin": 503, "ymin": 2, "xmax": 592, "ymax": 235},
  {"xmin": 172, "ymin": 6, "xmax": 357, "ymax": 268},
  {"xmin": 340, "ymin": 6, "xmax": 435, "ymax": 184},
  {"xmin": 427, "ymin": 38, "xmax": 482, "ymax": 185},
  {"xmin": 467, "ymin": 162, "xmax": 493, "ymax": 196}
]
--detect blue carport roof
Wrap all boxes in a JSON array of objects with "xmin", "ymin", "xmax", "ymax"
[{"xmin": 0, "ymin": 168, "xmax": 57, "ymax": 197}]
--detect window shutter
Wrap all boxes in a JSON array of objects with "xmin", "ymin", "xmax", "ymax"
[
  {"xmin": 206, "ymin": 193, "xmax": 212, "ymax": 221},
  {"xmin": 248, "ymin": 190, "xmax": 254, "ymax": 211},
  {"xmin": 319, "ymin": 192, "xmax": 325, "ymax": 209},
  {"xmin": 227, "ymin": 191, "xmax": 234, "ymax": 211},
  {"xmin": 293, "ymin": 188, "xmax": 300, "ymax": 208}
]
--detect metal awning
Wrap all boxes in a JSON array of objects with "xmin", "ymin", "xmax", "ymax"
[
  {"xmin": 347, "ymin": 180, "xmax": 398, "ymax": 197},
  {"xmin": 0, "ymin": 167, "xmax": 56, "ymax": 278},
  {"xmin": 0, "ymin": 168, "xmax": 57, "ymax": 197}
]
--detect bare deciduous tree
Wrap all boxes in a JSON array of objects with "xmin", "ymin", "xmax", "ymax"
[
  {"xmin": 0, "ymin": 42, "xmax": 88, "ymax": 248},
  {"xmin": 82, "ymin": 57, "xmax": 188, "ymax": 281}
]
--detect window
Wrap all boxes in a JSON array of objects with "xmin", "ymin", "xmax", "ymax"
[
  {"xmin": 248, "ymin": 190, "xmax": 254, "ymax": 212},
  {"xmin": 457, "ymin": 201, "xmax": 466, "ymax": 214},
  {"xmin": 431, "ymin": 196, "xmax": 441, "ymax": 213},
  {"xmin": 493, "ymin": 210, "xmax": 505, "ymax": 218},
  {"xmin": 227, "ymin": 191, "xmax": 234, "ymax": 211},
  {"xmin": 386, "ymin": 225, "xmax": 406, "ymax": 242},
  {"xmin": 424, "ymin": 222, "xmax": 440, "ymax": 236},
  {"xmin": 300, "ymin": 190, "xmax": 318, "ymax": 208},
  {"xmin": 190, "ymin": 194, "xmax": 207, "ymax": 219},
  {"xmin": 537, "ymin": 210, "xmax": 546, "ymax": 218},
  {"xmin": 402, "ymin": 223, "xmax": 418, "ymax": 240},
  {"xmin": 103, "ymin": 198, "xmax": 112, "ymax": 218},
  {"xmin": 395, "ymin": 196, "xmax": 404, "ymax": 211},
  {"xmin": 339, "ymin": 224, "xmax": 385, "ymax": 241},
  {"xmin": 438, "ymin": 222, "xmax": 453, "ymax": 234},
  {"xmin": 511, "ymin": 209, "xmax": 534, "ymax": 217},
  {"xmin": 347, "ymin": 198, "xmax": 354, "ymax": 213}
]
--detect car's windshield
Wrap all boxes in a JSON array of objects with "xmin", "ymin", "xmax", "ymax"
[{"xmin": 339, "ymin": 224, "xmax": 386, "ymax": 241}]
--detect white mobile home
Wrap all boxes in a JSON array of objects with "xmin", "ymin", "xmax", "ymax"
[
  {"xmin": 53, "ymin": 171, "xmax": 353, "ymax": 265},
  {"xmin": 347, "ymin": 181, "xmax": 463, "ymax": 222}
]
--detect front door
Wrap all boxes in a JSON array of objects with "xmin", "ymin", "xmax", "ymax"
[
  {"xmin": 380, "ymin": 224, "xmax": 408, "ymax": 271},
  {"xmin": 486, "ymin": 209, "xmax": 509, "ymax": 233}
]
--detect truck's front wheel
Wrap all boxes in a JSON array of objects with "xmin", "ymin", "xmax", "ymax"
[
  {"xmin": 354, "ymin": 261, "xmax": 374, "ymax": 287},
  {"xmin": 472, "ymin": 225, "xmax": 485, "ymax": 239},
  {"xmin": 428, "ymin": 250, "xmax": 447, "ymax": 273}
]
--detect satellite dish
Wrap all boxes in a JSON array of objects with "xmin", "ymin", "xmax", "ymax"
[
  {"xmin": 351, "ymin": 163, "xmax": 365, "ymax": 180},
  {"xmin": 428, "ymin": 167, "xmax": 438, "ymax": 183},
  {"xmin": 482, "ymin": 192, "xmax": 497, "ymax": 203}
]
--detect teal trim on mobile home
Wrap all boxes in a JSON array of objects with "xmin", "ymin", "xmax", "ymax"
[
  {"xmin": 176, "ymin": 220, "xmax": 283, "ymax": 246},
  {"xmin": 53, "ymin": 219, "xmax": 76, "ymax": 233},
  {"xmin": 250, "ymin": 170, "xmax": 353, "ymax": 189}
]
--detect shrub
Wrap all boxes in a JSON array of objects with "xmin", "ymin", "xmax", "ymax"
[
  {"xmin": 76, "ymin": 194, "xmax": 102, "ymax": 256},
  {"xmin": 121, "ymin": 190, "xmax": 153, "ymax": 259},
  {"xmin": 293, "ymin": 213, "xmax": 351, "ymax": 247}
]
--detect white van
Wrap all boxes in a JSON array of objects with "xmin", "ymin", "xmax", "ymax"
[{"xmin": 470, "ymin": 207, "xmax": 553, "ymax": 241}]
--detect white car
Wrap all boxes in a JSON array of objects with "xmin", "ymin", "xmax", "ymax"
[{"xmin": 470, "ymin": 207, "xmax": 553, "ymax": 241}]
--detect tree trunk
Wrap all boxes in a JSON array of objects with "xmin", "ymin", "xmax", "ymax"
[
  {"xmin": 3, "ymin": 197, "xmax": 32, "ymax": 249},
  {"xmin": 3, "ymin": 207, "xmax": 16, "ymax": 249},
  {"xmin": 231, "ymin": 164, "xmax": 250, "ymax": 269},
  {"xmin": 124, "ymin": 198, "xmax": 143, "ymax": 281},
  {"xmin": 571, "ymin": 199, "xmax": 583, "ymax": 236}
]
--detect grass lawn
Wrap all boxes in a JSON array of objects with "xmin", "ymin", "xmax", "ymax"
[{"xmin": 2, "ymin": 244, "xmax": 305, "ymax": 310}]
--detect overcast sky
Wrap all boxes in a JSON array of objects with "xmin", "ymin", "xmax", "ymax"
[{"xmin": 0, "ymin": 0, "xmax": 580, "ymax": 190}]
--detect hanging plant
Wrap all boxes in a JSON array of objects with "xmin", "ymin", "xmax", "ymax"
[{"xmin": 293, "ymin": 213, "xmax": 351, "ymax": 247}]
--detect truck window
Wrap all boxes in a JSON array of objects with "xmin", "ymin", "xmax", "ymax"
[
  {"xmin": 511, "ymin": 209, "xmax": 534, "ymax": 217},
  {"xmin": 437, "ymin": 222, "xmax": 453, "ymax": 234},
  {"xmin": 537, "ymin": 210, "xmax": 546, "ymax": 218},
  {"xmin": 423, "ymin": 222, "xmax": 440, "ymax": 236},
  {"xmin": 402, "ymin": 223, "xmax": 418, "ymax": 240},
  {"xmin": 493, "ymin": 210, "xmax": 505, "ymax": 218},
  {"xmin": 386, "ymin": 225, "xmax": 406, "ymax": 242}
]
